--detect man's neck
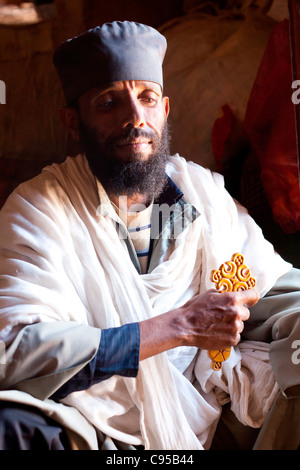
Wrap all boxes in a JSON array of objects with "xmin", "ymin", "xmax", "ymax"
[{"xmin": 109, "ymin": 192, "xmax": 151, "ymax": 213}]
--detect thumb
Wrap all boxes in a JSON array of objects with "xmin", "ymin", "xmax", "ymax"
[{"xmin": 238, "ymin": 288, "xmax": 260, "ymax": 308}]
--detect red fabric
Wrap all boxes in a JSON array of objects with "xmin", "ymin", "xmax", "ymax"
[
  {"xmin": 243, "ymin": 19, "xmax": 300, "ymax": 234},
  {"xmin": 212, "ymin": 20, "xmax": 300, "ymax": 234},
  {"xmin": 211, "ymin": 105, "xmax": 238, "ymax": 172}
]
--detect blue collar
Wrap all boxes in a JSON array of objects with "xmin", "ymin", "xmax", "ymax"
[{"xmin": 155, "ymin": 175, "xmax": 184, "ymax": 206}]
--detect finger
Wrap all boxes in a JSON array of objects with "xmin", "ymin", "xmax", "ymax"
[
  {"xmin": 238, "ymin": 303, "xmax": 252, "ymax": 322},
  {"xmin": 238, "ymin": 319, "xmax": 245, "ymax": 334},
  {"xmin": 237, "ymin": 288, "xmax": 260, "ymax": 308}
]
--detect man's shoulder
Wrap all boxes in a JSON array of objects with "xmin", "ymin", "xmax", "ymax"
[
  {"xmin": 167, "ymin": 154, "xmax": 225, "ymax": 191},
  {"xmin": 2, "ymin": 154, "xmax": 95, "ymax": 211}
]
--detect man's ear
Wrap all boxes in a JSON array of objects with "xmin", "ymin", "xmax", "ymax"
[
  {"xmin": 163, "ymin": 96, "xmax": 170, "ymax": 119},
  {"xmin": 59, "ymin": 107, "xmax": 80, "ymax": 141}
]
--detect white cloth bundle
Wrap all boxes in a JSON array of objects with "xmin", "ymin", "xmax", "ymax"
[{"xmin": 0, "ymin": 154, "xmax": 291, "ymax": 449}]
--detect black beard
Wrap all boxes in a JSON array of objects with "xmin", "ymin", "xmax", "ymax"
[{"xmin": 78, "ymin": 120, "xmax": 170, "ymax": 204}]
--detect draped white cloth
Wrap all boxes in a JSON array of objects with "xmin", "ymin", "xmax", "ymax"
[{"xmin": 0, "ymin": 154, "xmax": 291, "ymax": 449}]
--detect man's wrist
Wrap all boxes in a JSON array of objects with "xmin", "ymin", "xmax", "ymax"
[{"xmin": 139, "ymin": 308, "xmax": 188, "ymax": 361}]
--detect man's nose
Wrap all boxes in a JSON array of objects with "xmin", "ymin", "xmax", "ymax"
[{"xmin": 122, "ymin": 97, "xmax": 145, "ymax": 129}]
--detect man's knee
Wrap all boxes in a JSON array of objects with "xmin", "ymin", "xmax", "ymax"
[{"xmin": 0, "ymin": 402, "xmax": 70, "ymax": 450}]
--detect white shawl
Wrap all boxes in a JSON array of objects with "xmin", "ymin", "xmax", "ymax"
[{"xmin": 0, "ymin": 154, "xmax": 291, "ymax": 449}]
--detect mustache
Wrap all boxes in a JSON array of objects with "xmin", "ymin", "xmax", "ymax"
[
  {"xmin": 79, "ymin": 119, "xmax": 170, "ymax": 201},
  {"xmin": 106, "ymin": 127, "xmax": 157, "ymax": 146}
]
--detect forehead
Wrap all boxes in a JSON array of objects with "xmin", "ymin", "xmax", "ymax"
[{"xmin": 81, "ymin": 80, "xmax": 162, "ymax": 102}]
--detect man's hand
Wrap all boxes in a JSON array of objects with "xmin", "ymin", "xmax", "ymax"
[
  {"xmin": 139, "ymin": 289, "xmax": 259, "ymax": 361},
  {"xmin": 177, "ymin": 289, "xmax": 259, "ymax": 350}
]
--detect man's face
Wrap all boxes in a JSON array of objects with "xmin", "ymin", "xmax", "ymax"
[
  {"xmin": 78, "ymin": 80, "xmax": 169, "ymax": 161},
  {"xmin": 73, "ymin": 80, "xmax": 170, "ymax": 202}
]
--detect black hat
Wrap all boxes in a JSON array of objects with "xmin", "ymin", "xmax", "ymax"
[{"xmin": 53, "ymin": 21, "xmax": 167, "ymax": 106}]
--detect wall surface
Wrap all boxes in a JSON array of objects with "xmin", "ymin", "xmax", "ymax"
[{"xmin": 0, "ymin": 0, "xmax": 293, "ymax": 230}]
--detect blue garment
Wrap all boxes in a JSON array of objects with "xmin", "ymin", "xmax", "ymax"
[
  {"xmin": 51, "ymin": 323, "xmax": 140, "ymax": 400},
  {"xmin": 51, "ymin": 177, "xmax": 197, "ymax": 400}
]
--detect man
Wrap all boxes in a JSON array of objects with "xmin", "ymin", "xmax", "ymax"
[{"xmin": 0, "ymin": 21, "xmax": 299, "ymax": 450}]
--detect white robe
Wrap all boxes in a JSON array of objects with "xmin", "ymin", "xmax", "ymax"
[{"xmin": 0, "ymin": 154, "xmax": 291, "ymax": 449}]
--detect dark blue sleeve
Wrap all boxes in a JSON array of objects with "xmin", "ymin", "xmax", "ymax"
[{"xmin": 51, "ymin": 322, "xmax": 140, "ymax": 400}]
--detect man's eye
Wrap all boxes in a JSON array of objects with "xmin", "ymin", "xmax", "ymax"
[
  {"xmin": 141, "ymin": 95, "xmax": 158, "ymax": 105},
  {"xmin": 98, "ymin": 100, "xmax": 114, "ymax": 109},
  {"xmin": 95, "ymin": 95, "xmax": 117, "ymax": 110}
]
